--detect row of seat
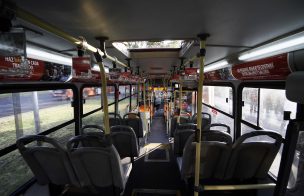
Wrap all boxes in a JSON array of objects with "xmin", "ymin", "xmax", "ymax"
[
  {"xmin": 16, "ymin": 125, "xmax": 139, "ymax": 195},
  {"xmin": 177, "ymin": 129, "xmax": 283, "ymax": 182},
  {"xmin": 174, "ymin": 123, "xmax": 230, "ymax": 156},
  {"xmin": 170, "ymin": 112, "xmax": 211, "ymax": 137},
  {"xmin": 109, "ymin": 112, "xmax": 144, "ymax": 145}
]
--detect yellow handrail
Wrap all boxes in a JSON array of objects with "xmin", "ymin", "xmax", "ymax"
[{"xmin": 194, "ymin": 34, "xmax": 208, "ymax": 196}]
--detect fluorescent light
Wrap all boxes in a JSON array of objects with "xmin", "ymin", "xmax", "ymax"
[
  {"xmin": 204, "ymin": 60, "xmax": 229, "ymax": 73},
  {"xmin": 239, "ymin": 31, "xmax": 304, "ymax": 61},
  {"xmin": 26, "ymin": 45, "xmax": 72, "ymax": 65}
]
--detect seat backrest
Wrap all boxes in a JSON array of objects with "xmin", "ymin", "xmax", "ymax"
[
  {"xmin": 225, "ymin": 130, "xmax": 283, "ymax": 180},
  {"xmin": 110, "ymin": 125, "xmax": 139, "ymax": 159},
  {"xmin": 191, "ymin": 112, "xmax": 211, "ymax": 131},
  {"xmin": 16, "ymin": 135, "xmax": 79, "ymax": 186},
  {"xmin": 174, "ymin": 128, "xmax": 195, "ymax": 156},
  {"xmin": 109, "ymin": 112, "xmax": 123, "ymax": 127},
  {"xmin": 67, "ymin": 136, "xmax": 126, "ymax": 192},
  {"xmin": 181, "ymin": 132, "xmax": 232, "ymax": 180},
  {"xmin": 170, "ymin": 116, "xmax": 190, "ymax": 137},
  {"xmin": 205, "ymin": 123, "xmax": 231, "ymax": 134},
  {"xmin": 123, "ymin": 113, "xmax": 143, "ymax": 138}
]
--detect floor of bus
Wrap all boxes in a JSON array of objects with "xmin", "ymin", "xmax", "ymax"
[{"xmin": 23, "ymin": 105, "xmax": 275, "ymax": 196}]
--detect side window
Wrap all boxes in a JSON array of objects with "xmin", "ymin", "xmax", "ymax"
[
  {"xmin": 0, "ymin": 90, "xmax": 74, "ymax": 150},
  {"xmin": 202, "ymin": 85, "xmax": 234, "ymax": 137},
  {"xmin": 241, "ymin": 88, "xmax": 297, "ymax": 137},
  {"xmin": 82, "ymin": 87, "xmax": 101, "ymax": 114},
  {"xmin": 0, "ymin": 89, "xmax": 74, "ymax": 196}
]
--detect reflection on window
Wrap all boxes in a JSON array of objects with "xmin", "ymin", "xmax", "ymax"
[
  {"xmin": 203, "ymin": 86, "xmax": 233, "ymax": 115},
  {"xmin": 119, "ymin": 99, "xmax": 130, "ymax": 117},
  {"xmin": 0, "ymin": 90, "xmax": 74, "ymax": 150},
  {"xmin": 242, "ymin": 88, "xmax": 258, "ymax": 125},
  {"xmin": 83, "ymin": 87, "xmax": 101, "ymax": 114},
  {"xmin": 202, "ymin": 106, "xmax": 234, "ymax": 139},
  {"xmin": 82, "ymin": 104, "xmax": 115, "ymax": 126},
  {"xmin": 131, "ymin": 94, "xmax": 137, "ymax": 111},
  {"xmin": 119, "ymin": 85, "xmax": 130, "ymax": 100},
  {"xmin": 174, "ymin": 91, "xmax": 195, "ymax": 116},
  {"xmin": 260, "ymin": 89, "xmax": 296, "ymax": 137}
]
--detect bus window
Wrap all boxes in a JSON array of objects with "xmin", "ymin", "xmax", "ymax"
[
  {"xmin": 82, "ymin": 86, "xmax": 115, "ymax": 126},
  {"xmin": 242, "ymin": 88, "xmax": 258, "ymax": 126},
  {"xmin": 241, "ymin": 88, "xmax": 297, "ymax": 137},
  {"xmin": 202, "ymin": 85, "xmax": 234, "ymax": 138},
  {"xmin": 0, "ymin": 89, "xmax": 75, "ymax": 196},
  {"xmin": 119, "ymin": 98, "xmax": 130, "ymax": 117},
  {"xmin": 260, "ymin": 89, "xmax": 296, "ymax": 136},
  {"xmin": 203, "ymin": 86, "xmax": 233, "ymax": 115},
  {"xmin": 119, "ymin": 85, "xmax": 130, "ymax": 99},
  {"xmin": 0, "ymin": 90, "xmax": 74, "ymax": 150},
  {"xmin": 82, "ymin": 87, "xmax": 101, "ymax": 114}
]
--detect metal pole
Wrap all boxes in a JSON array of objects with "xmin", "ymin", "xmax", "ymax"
[
  {"xmin": 194, "ymin": 33, "xmax": 209, "ymax": 196},
  {"xmin": 32, "ymin": 91, "xmax": 41, "ymax": 134},
  {"xmin": 98, "ymin": 61, "xmax": 110, "ymax": 134},
  {"xmin": 178, "ymin": 82, "xmax": 182, "ymax": 123},
  {"xmin": 12, "ymin": 93, "xmax": 23, "ymax": 139}
]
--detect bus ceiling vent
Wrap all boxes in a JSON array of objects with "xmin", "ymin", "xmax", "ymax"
[{"xmin": 286, "ymin": 71, "xmax": 304, "ymax": 105}]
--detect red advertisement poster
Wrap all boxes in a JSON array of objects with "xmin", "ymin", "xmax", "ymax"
[
  {"xmin": 232, "ymin": 53, "xmax": 290, "ymax": 80},
  {"xmin": 0, "ymin": 56, "xmax": 45, "ymax": 81},
  {"xmin": 72, "ymin": 56, "xmax": 95, "ymax": 82}
]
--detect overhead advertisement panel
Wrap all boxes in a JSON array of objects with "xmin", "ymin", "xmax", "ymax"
[
  {"xmin": 232, "ymin": 53, "xmax": 290, "ymax": 80},
  {"xmin": 204, "ymin": 53, "xmax": 291, "ymax": 81},
  {"xmin": 0, "ymin": 56, "xmax": 44, "ymax": 81}
]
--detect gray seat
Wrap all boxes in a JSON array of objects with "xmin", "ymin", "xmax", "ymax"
[
  {"xmin": 109, "ymin": 113, "xmax": 123, "ymax": 127},
  {"xmin": 110, "ymin": 125, "xmax": 139, "ymax": 162},
  {"xmin": 179, "ymin": 131, "xmax": 232, "ymax": 181},
  {"xmin": 191, "ymin": 112, "xmax": 211, "ymax": 131},
  {"xmin": 16, "ymin": 135, "xmax": 79, "ymax": 187},
  {"xmin": 170, "ymin": 116, "xmax": 190, "ymax": 137},
  {"xmin": 225, "ymin": 130, "xmax": 283, "ymax": 180},
  {"xmin": 205, "ymin": 123, "xmax": 231, "ymax": 134},
  {"xmin": 67, "ymin": 135, "xmax": 128, "ymax": 195},
  {"xmin": 174, "ymin": 123, "xmax": 197, "ymax": 156},
  {"xmin": 123, "ymin": 113, "xmax": 144, "ymax": 140}
]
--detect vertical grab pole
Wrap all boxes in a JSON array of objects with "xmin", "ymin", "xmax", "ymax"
[
  {"xmin": 94, "ymin": 42, "xmax": 111, "ymax": 135},
  {"xmin": 99, "ymin": 61, "xmax": 110, "ymax": 135},
  {"xmin": 178, "ymin": 82, "xmax": 182, "ymax": 123},
  {"xmin": 194, "ymin": 34, "xmax": 209, "ymax": 196}
]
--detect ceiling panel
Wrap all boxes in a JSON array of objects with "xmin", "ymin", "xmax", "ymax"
[{"xmin": 11, "ymin": 0, "xmax": 304, "ymax": 72}]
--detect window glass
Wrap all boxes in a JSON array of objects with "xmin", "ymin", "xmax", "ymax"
[
  {"xmin": 82, "ymin": 104, "xmax": 115, "ymax": 126},
  {"xmin": 203, "ymin": 86, "xmax": 233, "ymax": 115},
  {"xmin": 202, "ymin": 106, "xmax": 234, "ymax": 139},
  {"xmin": 119, "ymin": 85, "xmax": 130, "ymax": 100},
  {"xmin": 82, "ymin": 87, "xmax": 101, "ymax": 114},
  {"xmin": 259, "ymin": 89, "xmax": 296, "ymax": 137},
  {"xmin": 131, "ymin": 94, "xmax": 137, "ymax": 111},
  {"xmin": 242, "ymin": 88, "xmax": 258, "ymax": 125},
  {"xmin": 118, "ymin": 98, "xmax": 130, "ymax": 117},
  {"xmin": 0, "ymin": 90, "xmax": 74, "ymax": 150},
  {"xmin": 107, "ymin": 86, "xmax": 115, "ymax": 104},
  {"xmin": 174, "ymin": 91, "xmax": 195, "ymax": 116}
]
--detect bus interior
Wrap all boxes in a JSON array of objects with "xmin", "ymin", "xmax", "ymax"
[{"xmin": 0, "ymin": 1, "xmax": 304, "ymax": 196}]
